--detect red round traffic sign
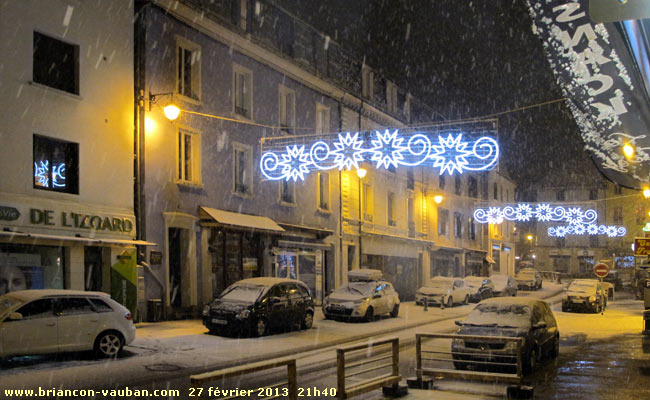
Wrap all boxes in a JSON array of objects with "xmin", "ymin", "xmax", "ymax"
[{"xmin": 594, "ymin": 263, "xmax": 609, "ymax": 278}]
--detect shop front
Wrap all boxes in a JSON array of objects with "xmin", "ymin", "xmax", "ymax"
[
  {"xmin": 465, "ymin": 250, "xmax": 488, "ymax": 276},
  {"xmin": 431, "ymin": 248, "xmax": 463, "ymax": 278}
]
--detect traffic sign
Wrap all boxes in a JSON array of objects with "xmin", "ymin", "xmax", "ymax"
[
  {"xmin": 594, "ymin": 263, "xmax": 609, "ymax": 278},
  {"xmin": 635, "ymin": 238, "xmax": 650, "ymax": 256}
]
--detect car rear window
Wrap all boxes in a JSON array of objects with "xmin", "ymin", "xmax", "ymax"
[
  {"xmin": 89, "ymin": 298, "xmax": 113, "ymax": 312},
  {"xmin": 58, "ymin": 297, "xmax": 95, "ymax": 315}
]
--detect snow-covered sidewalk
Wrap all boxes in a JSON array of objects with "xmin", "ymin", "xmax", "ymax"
[{"xmin": 0, "ymin": 283, "xmax": 566, "ymax": 392}]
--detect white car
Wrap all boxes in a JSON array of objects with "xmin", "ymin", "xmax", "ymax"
[
  {"xmin": 415, "ymin": 276, "xmax": 473, "ymax": 307},
  {"xmin": 0, "ymin": 290, "xmax": 136, "ymax": 359}
]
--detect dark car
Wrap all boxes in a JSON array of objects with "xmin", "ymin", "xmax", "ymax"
[
  {"xmin": 562, "ymin": 279, "xmax": 605, "ymax": 313},
  {"xmin": 464, "ymin": 276, "xmax": 495, "ymax": 303},
  {"xmin": 490, "ymin": 274, "xmax": 518, "ymax": 297},
  {"xmin": 451, "ymin": 297, "xmax": 559, "ymax": 374},
  {"xmin": 202, "ymin": 277, "xmax": 314, "ymax": 337}
]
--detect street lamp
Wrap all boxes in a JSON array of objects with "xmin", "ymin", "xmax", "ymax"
[
  {"xmin": 643, "ymin": 188, "xmax": 650, "ymax": 199},
  {"xmin": 623, "ymin": 143, "xmax": 635, "ymax": 159},
  {"xmin": 148, "ymin": 91, "xmax": 180, "ymax": 121},
  {"xmin": 357, "ymin": 168, "xmax": 366, "ymax": 268},
  {"xmin": 527, "ymin": 234, "xmax": 534, "ymax": 242},
  {"xmin": 433, "ymin": 194, "xmax": 444, "ymax": 204}
]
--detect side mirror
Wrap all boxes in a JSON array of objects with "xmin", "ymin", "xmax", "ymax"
[
  {"xmin": 454, "ymin": 320, "xmax": 463, "ymax": 326},
  {"xmin": 7, "ymin": 312, "xmax": 23, "ymax": 321},
  {"xmin": 533, "ymin": 321, "xmax": 547, "ymax": 329},
  {"xmin": 373, "ymin": 293, "xmax": 381, "ymax": 299}
]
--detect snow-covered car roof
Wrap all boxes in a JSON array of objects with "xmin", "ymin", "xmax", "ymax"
[
  {"xmin": 232, "ymin": 277, "xmax": 308, "ymax": 287},
  {"xmin": 571, "ymin": 279, "xmax": 599, "ymax": 285},
  {"xmin": 477, "ymin": 296, "xmax": 546, "ymax": 307},
  {"xmin": 0, "ymin": 289, "xmax": 110, "ymax": 302},
  {"xmin": 348, "ymin": 268, "xmax": 383, "ymax": 282},
  {"xmin": 464, "ymin": 276, "xmax": 489, "ymax": 285}
]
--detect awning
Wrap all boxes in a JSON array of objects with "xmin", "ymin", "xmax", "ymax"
[
  {"xmin": 485, "ymin": 255, "xmax": 496, "ymax": 264},
  {"xmin": 0, "ymin": 231, "xmax": 156, "ymax": 246},
  {"xmin": 199, "ymin": 207, "xmax": 284, "ymax": 232},
  {"xmin": 277, "ymin": 240, "xmax": 332, "ymax": 250}
]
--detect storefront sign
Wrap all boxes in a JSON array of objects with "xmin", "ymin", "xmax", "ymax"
[
  {"xmin": 0, "ymin": 206, "xmax": 20, "ymax": 221},
  {"xmin": 29, "ymin": 208, "xmax": 133, "ymax": 233}
]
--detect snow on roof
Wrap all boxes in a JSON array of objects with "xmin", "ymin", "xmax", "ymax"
[
  {"xmin": 2, "ymin": 289, "xmax": 110, "ymax": 302},
  {"xmin": 478, "ymin": 296, "xmax": 545, "ymax": 306},
  {"xmin": 236, "ymin": 277, "xmax": 306, "ymax": 287},
  {"xmin": 348, "ymin": 269, "xmax": 383, "ymax": 281}
]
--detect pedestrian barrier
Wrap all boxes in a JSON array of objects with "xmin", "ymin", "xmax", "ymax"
[
  {"xmin": 539, "ymin": 270, "xmax": 562, "ymax": 283},
  {"xmin": 415, "ymin": 333, "xmax": 523, "ymax": 384},
  {"xmin": 190, "ymin": 357, "xmax": 298, "ymax": 400},
  {"xmin": 336, "ymin": 337, "xmax": 401, "ymax": 399}
]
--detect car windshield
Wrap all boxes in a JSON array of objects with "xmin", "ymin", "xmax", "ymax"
[
  {"xmin": 463, "ymin": 303, "xmax": 531, "ymax": 328},
  {"xmin": 569, "ymin": 282, "xmax": 597, "ymax": 293},
  {"xmin": 517, "ymin": 271, "xmax": 535, "ymax": 278},
  {"xmin": 426, "ymin": 279, "xmax": 453, "ymax": 289},
  {"xmin": 219, "ymin": 284, "xmax": 267, "ymax": 303},
  {"xmin": 336, "ymin": 282, "xmax": 375, "ymax": 297},
  {"xmin": 0, "ymin": 295, "xmax": 21, "ymax": 319}
]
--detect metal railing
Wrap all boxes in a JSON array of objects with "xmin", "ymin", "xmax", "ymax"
[
  {"xmin": 190, "ymin": 357, "xmax": 298, "ymax": 400},
  {"xmin": 539, "ymin": 270, "xmax": 563, "ymax": 283},
  {"xmin": 336, "ymin": 337, "xmax": 401, "ymax": 399},
  {"xmin": 415, "ymin": 333, "xmax": 523, "ymax": 383}
]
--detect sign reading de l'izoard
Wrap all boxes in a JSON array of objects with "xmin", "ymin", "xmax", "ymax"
[
  {"xmin": 526, "ymin": 0, "xmax": 650, "ymax": 189},
  {"xmin": 29, "ymin": 208, "xmax": 133, "ymax": 233}
]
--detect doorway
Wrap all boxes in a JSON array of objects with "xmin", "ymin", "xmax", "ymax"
[
  {"xmin": 168, "ymin": 228, "xmax": 183, "ymax": 308},
  {"xmin": 84, "ymin": 246, "xmax": 103, "ymax": 292}
]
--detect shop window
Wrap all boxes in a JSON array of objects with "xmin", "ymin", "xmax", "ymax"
[
  {"xmin": 438, "ymin": 208, "xmax": 449, "ymax": 236},
  {"xmin": 33, "ymin": 134, "xmax": 78, "ymax": 194},
  {"xmin": 33, "ymin": 32, "xmax": 79, "ymax": 95},
  {"xmin": 318, "ymin": 172, "xmax": 329, "ymax": 210},
  {"xmin": 233, "ymin": 64, "xmax": 253, "ymax": 119},
  {"xmin": 454, "ymin": 212, "xmax": 463, "ymax": 238},
  {"xmin": 278, "ymin": 85, "xmax": 295, "ymax": 134},
  {"xmin": 455, "ymin": 176, "xmax": 462, "ymax": 195},
  {"xmin": 280, "ymin": 180, "xmax": 295, "ymax": 204},
  {"xmin": 176, "ymin": 37, "xmax": 201, "ymax": 101},
  {"xmin": 0, "ymin": 244, "xmax": 65, "ymax": 295},
  {"xmin": 177, "ymin": 128, "xmax": 201, "ymax": 186},
  {"xmin": 316, "ymin": 103, "xmax": 330, "ymax": 134},
  {"xmin": 233, "ymin": 142, "xmax": 252, "ymax": 195}
]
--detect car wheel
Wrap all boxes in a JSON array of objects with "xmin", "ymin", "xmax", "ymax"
[
  {"xmin": 523, "ymin": 346, "xmax": 538, "ymax": 374},
  {"xmin": 301, "ymin": 311, "xmax": 314, "ymax": 330},
  {"xmin": 94, "ymin": 331, "xmax": 124, "ymax": 358},
  {"xmin": 446, "ymin": 296, "xmax": 454, "ymax": 308},
  {"xmin": 254, "ymin": 319, "xmax": 267, "ymax": 337},
  {"xmin": 550, "ymin": 335, "xmax": 559, "ymax": 359},
  {"xmin": 364, "ymin": 307, "xmax": 374, "ymax": 322},
  {"xmin": 390, "ymin": 303, "xmax": 399, "ymax": 318},
  {"xmin": 463, "ymin": 295, "xmax": 469, "ymax": 305}
]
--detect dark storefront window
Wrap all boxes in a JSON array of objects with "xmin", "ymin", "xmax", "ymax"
[
  {"xmin": 0, "ymin": 244, "xmax": 65, "ymax": 295},
  {"xmin": 209, "ymin": 229, "xmax": 261, "ymax": 297}
]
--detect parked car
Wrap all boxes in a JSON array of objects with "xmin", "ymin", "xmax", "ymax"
[
  {"xmin": 464, "ymin": 276, "xmax": 495, "ymax": 303},
  {"xmin": 0, "ymin": 290, "xmax": 135, "ymax": 359},
  {"xmin": 516, "ymin": 268, "xmax": 543, "ymax": 290},
  {"xmin": 451, "ymin": 297, "xmax": 559, "ymax": 374},
  {"xmin": 323, "ymin": 269, "xmax": 399, "ymax": 321},
  {"xmin": 203, "ymin": 277, "xmax": 314, "ymax": 337},
  {"xmin": 415, "ymin": 276, "xmax": 473, "ymax": 307},
  {"xmin": 562, "ymin": 279, "xmax": 605, "ymax": 313},
  {"xmin": 490, "ymin": 274, "xmax": 518, "ymax": 297}
]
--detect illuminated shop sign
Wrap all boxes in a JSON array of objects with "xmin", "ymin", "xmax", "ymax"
[{"xmin": 259, "ymin": 122, "xmax": 499, "ymax": 181}]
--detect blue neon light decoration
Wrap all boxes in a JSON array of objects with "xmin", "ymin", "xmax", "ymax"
[
  {"xmin": 260, "ymin": 124, "xmax": 499, "ymax": 181},
  {"xmin": 34, "ymin": 160, "xmax": 66, "ymax": 188},
  {"xmin": 473, "ymin": 204, "xmax": 598, "ymax": 225},
  {"xmin": 548, "ymin": 224, "xmax": 626, "ymax": 238}
]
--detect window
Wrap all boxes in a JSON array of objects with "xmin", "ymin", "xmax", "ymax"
[
  {"xmin": 362, "ymin": 65, "xmax": 374, "ymax": 99},
  {"xmin": 280, "ymin": 180, "xmax": 295, "ymax": 204},
  {"xmin": 233, "ymin": 143, "xmax": 252, "ymax": 195},
  {"xmin": 438, "ymin": 208, "xmax": 449, "ymax": 236},
  {"xmin": 500, "ymin": 185, "xmax": 503, "ymax": 201},
  {"xmin": 316, "ymin": 103, "xmax": 330, "ymax": 134},
  {"xmin": 613, "ymin": 206, "xmax": 623, "ymax": 225},
  {"xmin": 589, "ymin": 189, "xmax": 598, "ymax": 200},
  {"xmin": 318, "ymin": 172, "xmax": 329, "ymax": 210},
  {"xmin": 406, "ymin": 170, "xmax": 415, "ymax": 190},
  {"xmin": 439, "ymin": 175, "xmax": 446, "ymax": 190},
  {"xmin": 408, "ymin": 197, "xmax": 415, "ymax": 237},
  {"xmin": 88, "ymin": 298, "xmax": 113, "ymax": 312},
  {"xmin": 177, "ymin": 128, "xmax": 201, "ymax": 185},
  {"xmin": 455, "ymin": 176, "xmax": 462, "ymax": 195},
  {"xmin": 387, "ymin": 192, "xmax": 396, "ymax": 226},
  {"xmin": 556, "ymin": 190, "xmax": 565, "ymax": 201},
  {"xmin": 386, "ymin": 81, "xmax": 398, "ymax": 113},
  {"xmin": 57, "ymin": 297, "xmax": 94, "ymax": 316},
  {"xmin": 233, "ymin": 64, "xmax": 253, "ymax": 119},
  {"xmin": 480, "ymin": 174, "xmax": 488, "ymax": 200},
  {"xmin": 33, "ymin": 134, "xmax": 79, "ymax": 194},
  {"xmin": 454, "ymin": 212, "xmax": 463, "ymax": 238},
  {"xmin": 589, "ymin": 235, "xmax": 599, "ymax": 248},
  {"xmin": 468, "ymin": 176, "xmax": 478, "ymax": 198},
  {"xmin": 278, "ymin": 85, "xmax": 295, "ymax": 134},
  {"xmin": 404, "ymin": 94, "xmax": 411, "ymax": 123},
  {"xmin": 176, "ymin": 37, "xmax": 201, "ymax": 101},
  {"xmin": 468, "ymin": 217, "xmax": 476, "ymax": 240},
  {"xmin": 493, "ymin": 182, "xmax": 498, "ymax": 200},
  {"xmin": 33, "ymin": 32, "xmax": 79, "ymax": 95},
  {"xmin": 16, "ymin": 299, "xmax": 54, "ymax": 320},
  {"xmin": 556, "ymin": 237, "xmax": 565, "ymax": 248},
  {"xmin": 232, "ymin": 0, "xmax": 248, "ymax": 30},
  {"xmin": 637, "ymin": 205, "xmax": 646, "ymax": 225},
  {"xmin": 363, "ymin": 183, "xmax": 374, "ymax": 221}
]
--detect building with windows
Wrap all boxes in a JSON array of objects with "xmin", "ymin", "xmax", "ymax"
[{"xmin": 0, "ymin": 1, "xmax": 145, "ymax": 314}]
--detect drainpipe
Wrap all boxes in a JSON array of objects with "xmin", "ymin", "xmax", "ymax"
[{"xmin": 338, "ymin": 98, "xmax": 344, "ymax": 287}]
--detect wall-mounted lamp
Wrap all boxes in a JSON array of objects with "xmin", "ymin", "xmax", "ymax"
[
  {"xmin": 148, "ymin": 91, "xmax": 180, "ymax": 121},
  {"xmin": 433, "ymin": 195, "xmax": 444, "ymax": 204},
  {"xmin": 356, "ymin": 168, "xmax": 367, "ymax": 179},
  {"xmin": 623, "ymin": 143, "xmax": 635, "ymax": 160}
]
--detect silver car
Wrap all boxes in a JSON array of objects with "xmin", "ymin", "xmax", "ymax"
[
  {"xmin": 415, "ymin": 276, "xmax": 473, "ymax": 307},
  {"xmin": 323, "ymin": 279, "xmax": 399, "ymax": 321}
]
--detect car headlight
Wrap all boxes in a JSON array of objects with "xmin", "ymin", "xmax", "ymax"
[
  {"xmin": 235, "ymin": 309, "xmax": 251, "ymax": 320},
  {"xmin": 202, "ymin": 304, "xmax": 210, "ymax": 316},
  {"xmin": 589, "ymin": 296, "xmax": 596, "ymax": 302},
  {"xmin": 354, "ymin": 298, "xmax": 370, "ymax": 304},
  {"xmin": 452, "ymin": 338, "xmax": 464, "ymax": 347},
  {"xmin": 505, "ymin": 341, "xmax": 520, "ymax": 351}
]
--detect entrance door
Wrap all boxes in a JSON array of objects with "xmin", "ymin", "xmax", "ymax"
[
  {"xmin": 84, "ymin": 246, "xmax": 103, "ymax": 292},
  {"xmin": 168, "ymin": 228, "xmax": 183, "ymax": 308},
  {"xmin": 276, "ymin": 253, "xmax": 297, "ymax": 279}
]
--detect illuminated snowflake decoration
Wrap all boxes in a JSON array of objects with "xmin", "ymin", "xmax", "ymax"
[
  {"xmin": 535, "ymin": 204, "xmax": 554, "ymax": 222},
  {"xmin": 431, "ymin": 134, "xmax": 473, "ymax": 175},
  {"xmin": 514, "ymin": 204, "xmax": 533, "ymax": 221},
  {"xmin": 485, "ymin": 207, "xmax": 504, "ymax": 224},
  {"xmin": 332, "ymin": 132, "xmax": 365, "ymax": 171},
  {"xmin": 369, "ymin": 129, "xmax": 406, "ymax": 169},
  {"xmin": 34, "ymin": 160, "xmax": 50, "ymax": 186},
  {"xmin": 565, "ymin": 208, "xmax": 584, "ymax": 225},
  {"xmin": 587, "ymin": 224, "xmax": 599, "ymax": 235},
  {"xmin": 279, "ymin": 145, "xmax": 310, "ymax": 182},
  {"xmin": 574, "ymin": 224, "xmax": 586, "ymax": 235},
  {"xmin": 549, "ymin": 224, "xmax": 626, "ymax": 237}
]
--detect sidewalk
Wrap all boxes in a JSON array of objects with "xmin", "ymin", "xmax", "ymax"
[{"xmin": 0, "ymin": 283, "xmax": 566, "ymax": 392}]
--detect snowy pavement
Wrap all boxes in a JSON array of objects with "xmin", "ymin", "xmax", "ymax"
[{"xmin": 0, "ymin": 283, "xmax": 565, "ymax": 393}]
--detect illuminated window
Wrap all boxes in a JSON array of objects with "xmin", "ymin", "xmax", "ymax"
[
  {"xmin": 233, "ymin": 64, "xmax": 253, "ymax": 119},
  {"xmin": 233, "ymin": 142, "xmax": 252, "ymax": 195},
  {"xmin": 177, "ymin": 128, "xmax": 201, "ymax": 185},
  {"xmin": 33, "ymin": 32, "xmax": 79, "ymax": 95},
  {"xmin": 279, "ymin": 85, "xmax": 295, "ymax": 134},
  {"xmin": 318, "ymin": 172, "xmax": 329, "ymax": 210},
  {"xmin": 176, "ymin": 37, "xmax": 201, "ymax": 101},
  {"xmin": 316, "ymin": 103, "xmax": 330, "ymax": 134},
  {"xmin": 33, "ymin": 134, "xmax": 78, "ymax": 194}
]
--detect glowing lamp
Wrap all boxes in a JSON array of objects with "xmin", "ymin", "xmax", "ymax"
[
  {"xmin": 163, "ymin": 104, "xmax": 181, "ymax": 121},
  {"xmin": 643, "ymin": 188, "xmax": 650, "ymax": 199},
  {"xmin": 527, "ymin": 234, "xmax": 533, "ymax": 241},
  {"xmin": 623, "ymin": 143, "xmax": 634, "ymax": 159},
  {"xmin": 433, "ymin": 195, "xmax": 444, "ymax": 204},
  {"xmin": 356, "ymin": 168, "xmax": 367, "ymax": 179}
]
